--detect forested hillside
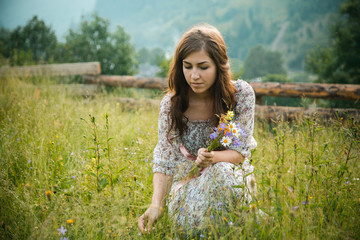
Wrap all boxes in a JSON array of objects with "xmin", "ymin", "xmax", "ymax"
[{"xmin": 95, "ymin": 0, "xmax": 343, "ymax": 71}]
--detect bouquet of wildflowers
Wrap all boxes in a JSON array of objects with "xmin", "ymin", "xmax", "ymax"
[
  {"xmin": 207, "ymin": 110, "xmax": 246, "ymax": 151},
  {"xmin": 185, "ymin": 110, "xmax": 246, "ymax": 179}
]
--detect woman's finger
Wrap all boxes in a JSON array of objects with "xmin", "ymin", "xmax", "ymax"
[
  {"xmin": 147, "ymin": 216, "xmax": 153, "ymax": 234},
  {"xmin": 138, "ymin": 215, "xmax": 146, "ymax": 233}
]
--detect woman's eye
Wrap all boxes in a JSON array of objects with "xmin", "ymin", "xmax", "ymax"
[
  {"xmin": 184, "ymin": 66, "xmax": 192, "ymax": 69},
  {"xmin": 200, "ymin": 66, "xmax": 208, "ymax": 70}
]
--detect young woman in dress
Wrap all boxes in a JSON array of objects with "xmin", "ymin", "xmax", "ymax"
[{"xmin": 138, "ymin": 23, "xmax": 257, "ymax": 235}]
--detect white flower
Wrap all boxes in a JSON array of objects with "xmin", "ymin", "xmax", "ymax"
[
  {"xmin": 228, "ymin": 121, "xmax": 236, "ymax": 130},
  {"xmin": 220, "ymin": 136, "xmax": 232, "ymax": 147},
  {"xmin": 230, "ymin": 127, "xmax": 241, "ymax": 138}
]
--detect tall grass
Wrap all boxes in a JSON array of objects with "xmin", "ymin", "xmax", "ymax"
[{"xmin": 0, "ymin": 76, "xmax": 359, "ymax": 239}]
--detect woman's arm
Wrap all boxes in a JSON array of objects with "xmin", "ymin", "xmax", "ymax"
[
  {"xmin": 138, "ymin": 172, "xmax": 173, "ymax": 234},
  {"xmin": 195, "ymin": 148, "xmax": 244, "ymax": 168}
]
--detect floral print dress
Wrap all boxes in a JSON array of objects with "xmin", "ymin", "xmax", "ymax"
[{"xmin": 152, "ymin": 80, "xmax": 257, "ymax": 231}]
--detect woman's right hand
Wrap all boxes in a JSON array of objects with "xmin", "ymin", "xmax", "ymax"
[{"xmin": 138, "ymin": 205, "xmax": 163, "ymax": 234}]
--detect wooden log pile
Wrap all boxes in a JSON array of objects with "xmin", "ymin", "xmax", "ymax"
[{"xmin": 0, "ymin": 62, "xmax": 101, "ymax": 77}]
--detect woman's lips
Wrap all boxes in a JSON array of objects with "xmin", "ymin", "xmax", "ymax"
[{"xmin": 191, "ymin": 82, "xmax": 203, "ymax": 87}]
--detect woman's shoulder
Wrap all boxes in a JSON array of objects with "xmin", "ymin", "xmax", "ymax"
[
  {"xmin": 159, "ymin": 92, "xmax": 172, "ymax": 110},
  {"xmin": 232, "ymin": 79, "xmax": 255, "ymax": 97}
]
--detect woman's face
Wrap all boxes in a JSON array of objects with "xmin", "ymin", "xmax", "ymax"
[{"xmin": 182, "ymin": 49, "xmax": 217, "ymax": 97}]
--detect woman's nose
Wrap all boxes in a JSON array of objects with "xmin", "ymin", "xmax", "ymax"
[{"xmin": 191, "ymin": 71, "xmax": 200, "ymax": 80}]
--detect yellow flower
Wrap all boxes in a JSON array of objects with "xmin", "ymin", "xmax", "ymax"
[
  {"xmin": 309, "ymin": 196, "xmax": 313, "ymax": 199},
  {"xmin": 67, "ymin": 219, "xmax": 74, "ymax": 224},
  {"xmin": 250, "ymin": 204, "xmax": 257, "ymax": 209},
  {"xmin": 223, "ymin": 217, "xmax": 227, "ymax": 221},
  {"xmin": 45, "ymin": 190, "xmax": 52, "ymax": 196},
  {"xmin": 225, "ymin": 111, "xmax": 234, "ymax": 121},
  {"xmin": 25, "ymin": 183, "xmax": 30, "ymax": 188}
]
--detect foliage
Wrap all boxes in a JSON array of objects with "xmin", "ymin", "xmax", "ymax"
[
  {"xmin": 263, "ymin": 74, "xmax": 293, "ymax": 83},
  {"xmin": 1, "ymin": 16, "xmax": 57, "ymax": 66},
  {"xmin": 243, "ymin": 45, "xmax": 286, "ymax": 80},
  {"xmin": 0, "ymin": 75, "xmax": 359, "ymax": 239},
  {"xmin": 305, "ymin": 0, "xmax": 360, "ymax": 84},
  {"xmin": 60, "ymin": 12, "xmax": 138, "ymax": 75}
]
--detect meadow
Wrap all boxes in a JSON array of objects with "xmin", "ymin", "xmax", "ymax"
[{"xmin": 0, "ymin": 76, "xmax": 359, "ymax": 239}]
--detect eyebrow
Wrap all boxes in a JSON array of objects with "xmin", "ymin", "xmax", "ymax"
[{"xmin": 183, "ymin": 60, "xmax": 209, "ymax": 65}]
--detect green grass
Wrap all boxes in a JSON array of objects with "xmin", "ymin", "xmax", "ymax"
[{"xmin": 0, "ymin": 76, "xmax": 359, "ymax": 239}]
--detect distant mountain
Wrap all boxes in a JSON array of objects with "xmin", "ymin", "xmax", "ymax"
[{"xmin": 95, "ymin": 0, "xmax": 343, "ymax": 71}]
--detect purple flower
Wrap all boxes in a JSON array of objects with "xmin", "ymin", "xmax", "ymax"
[
  {"xmin": 219, "ymin": 123, "xmax": 226, "ymax": 130},
  {"xmin": 239, "ymin": 129, "xmax": 247, "ymax": 137},
  {"xmin": 229, "ymin": 221, "xmax": 234, "ymax": 226},
  {"xmin": 302, "ymin": 201, "xmax": 309, "ymax": 205},
  {"xmin": 233, "ymin": 138, "xmax": 242, "ymax": 147},
  {"xmin": 180, "ymin": 207, "xmax": 184, "ymax": 211},
  {"xmin": 345, "ymin": 181, "xmax": 349, "ymax": 184},
  {"xmin": 71, "ymin": 175, "xmax": 76, "ymax": 179},
  {"xmin": 60, "ymin": 237, "xmax": 69, "ymax": 240},
  {"xmin": 292, "ymin": 206, "xmax": 299, "ymax": 211},
  {"xmin": 57, "ymin": 226, "xmax": 67, "ymax": 236},
  {"xmin": 210, "ymin": 132, "xmax": 218, "ymax": 140},
  {"xmin": 28, "ymin": 160, "xmax": 31, "ymax": 164}
]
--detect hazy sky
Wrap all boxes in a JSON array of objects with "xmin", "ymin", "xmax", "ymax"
[{"xmin": 0, "ymin": 0, "xmax": 96, "ymax": 40}]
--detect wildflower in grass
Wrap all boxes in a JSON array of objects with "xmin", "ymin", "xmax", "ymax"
[
  {"xmin": 133, "ymin": 175, "xmax": 137, "ymax": 181},
  {"xmin": 292, "ymin": 206, "xmax": 299, "ymax": 211},
  {"xmin": 345, "ymin": 181, "xmax": 349, "ymax": 184},
  {"xmin": 302, "ymin": 201, "xmax": 309, "ymax": 205},
  {"xmin": 57, "ymin": 226, "xmax": 67, "ymax": 236},
  {"xmin": 223, "ymin": 216, "xmax": 227, "ymax": 222},
  {"xmin": 60, "ymin": 237, "xmax": 69, "ymax": 240},
  {"xmin": 229, "ymin": 221, "xmax": 234, "ymax": 226},
  {"xmin": 217, "ymin": 201, "xmax": 223, "ymax": 210},
  {"xmin": 25, "ymin": 183, "xmax": 30, "ymax": 188},
  {"xmin": 66, "ymin": 219, "xmax": 74, "ymax": 224},
  {"xmin": 71, "ymin": 175, "xmax": 76, "ymax": 179},
  {"xmin": 250, "ymin": 204, "xmax": 257, "ymax": 210},
  {"xmin": 28, "ymin": 160, "xmax": 31, "ymax": 164},
  {"xmin": 180, "ymin": 207, "xmax": 184, "ymax": 212},
  {"xmin": 46, "ymin": 190, "xmax": 52, "ymax": 200}
]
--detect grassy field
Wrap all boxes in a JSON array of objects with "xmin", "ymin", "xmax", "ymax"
[{"xmin": 0, "ymin": 76, "xmax": 359, "ymax": 239}]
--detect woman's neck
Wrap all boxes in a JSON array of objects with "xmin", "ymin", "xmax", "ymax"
[{"xmin": 188, "ymin": 88, "xmax": 212, "ymax": 102}]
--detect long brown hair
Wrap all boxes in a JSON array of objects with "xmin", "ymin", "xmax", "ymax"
[{"xmin": 167, "ymin": 23, "xmax": 237, "ymax": 138}]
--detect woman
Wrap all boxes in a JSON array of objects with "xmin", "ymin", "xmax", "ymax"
[{"xmin": 138, "ymin": 23, "xmax": 257, "ymax": 235}]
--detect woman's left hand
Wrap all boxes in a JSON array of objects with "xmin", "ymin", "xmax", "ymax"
[{"xmin": 195, "ymin": 148, "xmax": 214, "ymax": 168}]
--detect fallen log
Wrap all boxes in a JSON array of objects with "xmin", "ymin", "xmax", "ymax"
[
  {"xmin": 83, "ymin": 75, "xmax": 167, "ymax": 89},
  {"xmin": 251, "ymin": 82, "xmax": 360, "ymax": 101},
  {"xmin": 0, "ymin": 62, "xmax": 101, "ymax": 77},
  {"xmin": 255, "ymin": 105, "xmax": 360, "ymax": 120},
  {"xmin": 82, "ymin": 75, "xmax": 360, "ymax": 102}
]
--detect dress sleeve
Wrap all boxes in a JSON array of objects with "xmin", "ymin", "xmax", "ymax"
[
  {"xmin": 152, "ymin": 94, "xmax": 179, "ymax": 176},
  {"xmin": 228, "ymin": 80, "xmax": 257, "ymax": 158}
]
